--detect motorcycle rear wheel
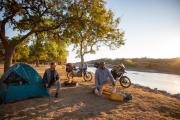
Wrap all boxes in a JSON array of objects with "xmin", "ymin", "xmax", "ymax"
[{"xmin": 119, "ymin": 76, "xmax": 131, "ymax": 88}]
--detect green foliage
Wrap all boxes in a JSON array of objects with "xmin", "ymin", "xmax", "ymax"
[
  {"xmin": 62, "ymin": 0, "xmax": 124, "ymax": 64},
  {"xmin": 0, "ymin": 0, "xmax": 73, "ymax": 34},
  {"xmin": 125, "ymin": 59, "xmax": 135, "ymax": 67},
  {"xmin": 13, "ymin": 42, "xmax": 30, "ymax": 62},
  {"xmin": 29, "ymin": 32, "xmax": 67, "ymax": 64},
  {"xmin": 0, "ymin": 0, "xmax": 124, "ymax": 69},
  {"xmin": 8, "ymin": 36, "xmax": 30, "ymax": 62},
  {"xmin": 0, "ymin": 0, "xmax": 77, "ymax": 70},
  {"xmin": 45, "ymin": 41, "xmax": 67, "ymax": 63},
  {"xmin": 29, "ymin": 34, "xmax": 48, "ymax": 63}
]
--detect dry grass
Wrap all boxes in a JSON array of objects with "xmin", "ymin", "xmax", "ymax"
[{"xmin": 0, "ymin": 64, "xmax": 180, "ymax": 120}]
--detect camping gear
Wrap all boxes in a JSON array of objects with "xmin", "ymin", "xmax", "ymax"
[
  {"xmin": 0, "ymin": 63, "xmax": 49, "ymax": 103},
  {"xmin": 102, "ymin": 89, "xmax": 132, "ymax": 102},
  {"xmin": 62, "ymin": 81, "xmax": 78, "ymax": 87},
  {"xmin": 124, "ymin": 93, "xmax": 132, "ymax": 101},
  {"xmin": 102, "ymin": 85, "xmax": 124, "ymax": 102},
  {"xmin": 101, "ymin": 84, "xmax": 132, "ymax": 102},
  {"xmin": 111, "ymin": 64, "xmax": 131, "ymax": 88},
  {"xmin": 66, "ymin": 63, "xmax": 74, "ymax": 73}
]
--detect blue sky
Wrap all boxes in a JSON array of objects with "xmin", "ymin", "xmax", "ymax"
[{"xmin": 67, "ymin": 0, "xmax": 180, "ymax": 63}]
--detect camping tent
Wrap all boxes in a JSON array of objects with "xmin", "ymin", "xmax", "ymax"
[{"xmin": 0, "ymin": 63, "xmax": 49, "ymax": 103}]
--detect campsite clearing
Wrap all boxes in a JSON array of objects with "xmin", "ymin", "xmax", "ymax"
[{"xmin": 0, "ymin": 65, "xmax": 180, "ymax": 120}]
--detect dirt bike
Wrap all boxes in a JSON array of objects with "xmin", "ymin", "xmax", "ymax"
[
  {"xmin": 111, "ymin": 64, "xmax": 131, "ymax": 88},
  {"xmin": 67, "ymin": 68, "xmax": 93, "ymax": 81}
]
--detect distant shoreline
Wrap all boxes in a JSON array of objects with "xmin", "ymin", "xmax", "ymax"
[
  {"xmin": 86, "ymin": 57, "xmax": 180, "ymax": 75},
  {"xmin": 126, "ymin": 67, "xmax": 180, "ymax": 75}
]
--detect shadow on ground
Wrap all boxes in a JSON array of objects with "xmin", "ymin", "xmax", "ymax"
[
  {"xmin": 0, "ymin": 85, "xmax": 124, "ymax": 120},
  {"xmin": 0, "ymin": 81, "xmax": 180, "ymax": 120}
]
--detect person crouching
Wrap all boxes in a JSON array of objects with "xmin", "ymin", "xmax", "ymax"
[
  {"xmin": 94, "ymin": 62, "xmax": 116, "ymax": 96},
  {"xmin": 43, "ymin": 62, "xmax": 60, "ymax": 98}
]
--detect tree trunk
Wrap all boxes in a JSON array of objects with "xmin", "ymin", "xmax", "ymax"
[
  {"xmin": 4, "ymin": 47, "xmax": 15, "ymax": 72},
  {"xmin": 80, "ymin": 41, "xmax": 84, "ymax": 68},
  {"xmin": 13, "ymin": 58, "xmax": 17, "ymax": 64},
  {"xmin": 35, "ymin": 58, "xmax": 39, "ymax": 67},
  {"xmin": 80, "ymin": 54, "xmax": 84, "ymax": 68},
  {"xmin": 13, "ymin": 54, "xmax": 17, "ymax": 64}
]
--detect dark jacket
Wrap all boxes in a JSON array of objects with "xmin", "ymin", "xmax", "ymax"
[{"xmin": 43, "ymin": 68, "xmax": 60, "ymax": 87}]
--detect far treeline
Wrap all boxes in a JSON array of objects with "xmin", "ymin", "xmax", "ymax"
[{"xmin": 87, "ymin": 58, "xmax": 180, "ymax": 75}]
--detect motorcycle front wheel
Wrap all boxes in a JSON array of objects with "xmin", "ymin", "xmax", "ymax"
[
  {"xmin": 83, "ymin": 72, "xmax": 93, "ymax": 81},
  {"xmin": 119, "ymin": 76, "xmax": 131, "ymax": 88}
]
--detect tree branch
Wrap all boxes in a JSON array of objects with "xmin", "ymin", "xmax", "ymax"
[
  {"xmin": 14, "ymin": 16, "xmax": 79, "ymax": 46},
  {"xmin": 83, "ymin": 40, "xmax": 98, "ymax": 55},
  {"xmin": 34, "ymin": 16, "xmax": 78, "ymax": 33},
  {"xmin": 0, "ymin": 14, "xmax": 16, "ymax": 48},
  {"xmin": 16, "ymin": 30, "xmax": 34, "ymax": 45}
]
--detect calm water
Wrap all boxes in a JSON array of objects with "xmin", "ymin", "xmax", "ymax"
[{"xmin": 88, "ymin": 67, "xmax": 180, "ymax": 94}]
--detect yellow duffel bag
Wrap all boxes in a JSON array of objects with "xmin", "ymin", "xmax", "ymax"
[
  {"xmin": 110, "ymin": 93, "xmax": 124, "ymax": 101},
  {"xmin": 102, "ymin": 89, "xmax": 124, "ymax": 102}
]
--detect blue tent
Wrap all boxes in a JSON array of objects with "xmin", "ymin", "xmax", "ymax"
[{"xmin": 0, "ymin": 63, "xmax": 49, "ymax": 103}]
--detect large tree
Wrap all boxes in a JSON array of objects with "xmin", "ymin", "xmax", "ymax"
[
  {"xmin": 64, "ymin": 0, "xmax": 124, "ymax": 66},
  {"xmin": 0, "ymin": 0, "xmax": 75, "ymax": 72}
]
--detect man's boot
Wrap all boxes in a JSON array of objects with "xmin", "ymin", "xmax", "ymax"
[{"xmin": 55, "ymin": 92, "xmax": 58, "ymax": 98}]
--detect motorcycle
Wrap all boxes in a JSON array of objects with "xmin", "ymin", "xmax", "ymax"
[
  {"xmin": 67, "ymin": 68, "xmax": 93, "ymax": 81},
  {"xmin": 111, "ymin": 64, "xmax": 131, "ymax": 88}
]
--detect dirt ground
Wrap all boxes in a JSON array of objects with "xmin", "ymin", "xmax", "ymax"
[{"xmin": 0, "ymin": 65, "xmax": 180, "ymax": 120}]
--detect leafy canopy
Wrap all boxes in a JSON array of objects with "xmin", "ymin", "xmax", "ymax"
[{"xmin": 62, "ymin": 0, "xmax": 124, "ymax": 59}]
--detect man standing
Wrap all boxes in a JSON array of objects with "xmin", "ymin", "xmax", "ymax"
[
  {"xmin": 82, "ymin": 63, "xmax": 88, "ymax": 75},
  {"xmin": 95, "ymin": 62, "xmax": 116, "ymax": 95},
  {"xmin": 43, "ymin": 62, "xmax": 60, "ymax": 98}
]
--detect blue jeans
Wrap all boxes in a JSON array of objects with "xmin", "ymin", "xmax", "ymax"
[{"xmin": 47, "ymin": 80, "xmax": 61, "ymax": 98}]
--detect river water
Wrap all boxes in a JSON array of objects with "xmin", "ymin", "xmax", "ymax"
[{"xmin": 88, "ymin": 67, "xmax": 180, "ymax": 94}]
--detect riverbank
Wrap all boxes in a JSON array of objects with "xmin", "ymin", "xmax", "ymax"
[
  {"xmin": 132, "ymin": 83, "xmax": 180, "ymax": 99},
  {"xmin": 88, "ymin": 66, "xmax": 180, "ymax": 95},
  {"xmin": 0, "ymin": 65, "xmax": 180, "ymax": 119}
]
